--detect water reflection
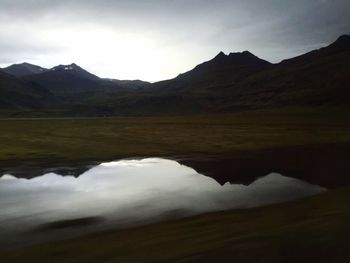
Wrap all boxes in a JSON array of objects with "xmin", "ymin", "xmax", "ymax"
[{"xmin": 0, "ymin": 158, "xmax": 326, "ymax": 246}]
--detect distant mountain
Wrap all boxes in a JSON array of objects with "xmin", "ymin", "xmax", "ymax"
[
  {"xmin": 1, "ymin": 62, "xmax": 47, "ymax": 77},
  {"xmin": 105, "ymin": 79, "xmax": 151, "ymax": 89},
  {"xmin": 97, "ymin": 50, "xmax": 272, "ymax": 114},
  {"xmin": 0, "ymin": 35, "xmax": 349, "ymax": 116},
  {"xmin": 97, "ymin": 35, "xmax": 350, "ymax": 115},
  {"xmin": 23, "ymin": 63, "xmax": 124, "ymax": 99},
  {"xmin": 23, "ymin": 64, "xmax": 151, "ymax": 99},
  {"xmin": 190, "ymin": 50, "xmax": 271, "ymax": 72},
  {"xmin": 0, "ymin": 62, "xmax": 151, "ymax": 116},
  {"xmin": 153, "ymin": 50, "xmax": 271, "ymax": 92},
  {"xmin": 223, "ymin": 34, "xmax": 350, "ymax": 109},
  {"xmin": 112, "ymin": 50, "xmax": 273, "ymax": 114},
  {"xmin": 281, "ymin": 34, "xmax": 350, "ymax": 65},
  {"xmin": 49, "ymin": 63, "xmax": 99, "ymax": 80}
]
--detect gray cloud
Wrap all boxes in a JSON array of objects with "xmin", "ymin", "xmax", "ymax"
[{"xmin": 0, "ymin": 0, "xmax": 349, "ymax": 80}]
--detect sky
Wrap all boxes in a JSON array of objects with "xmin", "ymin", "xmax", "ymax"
[{"xmin": 0, "ymin": 0, "xmax": 349, "ymax": 81}]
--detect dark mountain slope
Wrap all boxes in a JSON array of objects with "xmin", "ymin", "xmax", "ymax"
[
  {"xmin": 219, "ymin": 35, "xmax": 350, "ymax": 110},
  {"xmin": 106, "ymin": 79, "xmax": 151, "ymax": 89},
  {"xmin": 281, "ymin": 34, "xmax": 350, "ymax": 65},
  {"xmin": 24, "ymin": 63, "xmax": 100, "ymax": 95},
  {"xmin": 1, "ymin": 62, "xmax": 47, "ymax": 77},
  {"xmin": 0, "ymin": 71, "xmax": 55, "ymax": 111},
  {"xmin": 153, "ymin": 51, "xmax": 272, "ymax": 93},
  {"xmin": 50, "ymin": 63, "xmax": 99, "ymax": 80},
  {"xmin": 9, "ymin": 64, "xmax": 152, "ymax": 116},
  {"xmin": 23, "ymin": 64, "xmax": 151, "ymax": 102},
  {"xmin": 100, "ymin": 35, "xmax": 350, "ymax": 115},
  {"xmin": 23, "ymin": 64, "xmax": 124, "ymax": 102},
  {"xmin": 104, "ymin": 51, "xmax": 274, "ymax": 115}
]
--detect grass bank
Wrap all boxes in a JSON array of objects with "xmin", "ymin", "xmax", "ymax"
[{"xmin": 0, "ymin": 109, "xmax": 349, "ymax": 163}]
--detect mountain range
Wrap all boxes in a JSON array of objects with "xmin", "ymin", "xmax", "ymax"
[{"xmin": 0, "ymin": 35, "xmax": 349, "ymax": 116}]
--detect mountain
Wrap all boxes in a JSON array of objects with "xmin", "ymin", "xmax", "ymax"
[
  {"xmin": 16, "ymin": 63, "xmax": 152, "ymax": 116},
  {"xmin": 106, "ymin": 79, "xmax": 151, "ymax": 89},
  {"xmin": 153, "ymin": 51, "xmax": 271, "ymax": 92},
  {"xmin": 0, "ymin": 62, "xmax": 151, "ymax": 116},
  {"xmin": 221, "ymin": 34, "xmax": 350, "ymax": 109},
  {"xmin": 126, "ymin": 34, "xmax": 350, "ymax": 114},
  {"xmin": 0, "ymin": 71, "xmax": 55, "ymax": 112},
  {"xmin": 0, "ymin": 35, "xmax": 349, "ymax": 116},
  {"xmin": 1, "ymin": 62, "xmax": 47, "ymax": 77},
  {"xmin": 49, "ymin": 63, "xmax": 99, "ymax": 80},
  {"xmin": 23, "ymin": 63, "xmax": 124, "ymax": 100},
  {"xmin": 281, "ymin": 35, "xmax": 350, "ymax": 65},
  {"xmin": 111, "ymin": 50, "xmax": 273, "ymax": 114},
  {"xmin": 23, "ymin": 64, "xmax": 151, "ymax": 100}
]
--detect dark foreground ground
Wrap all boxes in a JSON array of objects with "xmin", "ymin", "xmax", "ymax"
[
  {"xmin": 1, "ymin": 188, "xmax": 350, "ymax": 263},
  {"xmin": 0, "ymin": 109, "xmax": 350, "ymax": 262}
]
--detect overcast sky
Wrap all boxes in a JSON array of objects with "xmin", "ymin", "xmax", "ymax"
[{"xmin": 0, "ymin": 0, "xmax": 349, "ymax": 81}]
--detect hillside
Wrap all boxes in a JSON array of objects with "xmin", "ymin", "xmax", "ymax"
[
  {"xmin": 0, "ymin": 71, "xmax": 55, "ymax": 112},
  {"xmin": 222, "ymin": 34, "xmax": 350, "ymax": 109}
]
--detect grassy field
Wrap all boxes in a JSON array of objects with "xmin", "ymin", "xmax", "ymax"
[
  {"xmin": 1, "ymin": 187, "xmax": 350, "ymax": 262},
  {"xmin": 0, "ymin": 108, "xmax": 350, "ymax": 163}
]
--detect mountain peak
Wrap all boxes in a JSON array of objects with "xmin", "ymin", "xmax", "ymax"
[
  {"xmin": 21, "ymin": 62, "xmax": 35, "ymax": 66},
  {"xmin": 51, "ymin": 63, "xmax": 80, "ymax": 71},
  {"xmin": 49, "ymin": 63, "xmax": 99, "ymax": 80},
  {"xmin": 228, "ymin": 50, "xmax": 254, "ymax": 57},
  {"xmin": 179, "ymin": 49, "xmax": 271, "ymax": 82},
  {"xmin": 211, "ymin": 50, "xmax": 263, "ymax": 64},
  {"xmin": 336, "ymin": 34, "xmax": 350, "ymax": 41},
  {"xmin": 318, "ymin": 34, "xmax": 350, "ymax": 55},
  {"xmin": 333, "ymin": 34, "xmax": 350, "ymax": 46},
  {"xmin": 1, "ymin": 62, "xmax": 47, "ymax": 77},
  {"xmin": 226, "ymin": 51, "xmax": 271, "ymax": 66},
  {"xmin": 69, "ymin": 63, "xmax": 80, "ymax": 68},
  {"xmin": 214, "ymin": 51, "xmax": 227, "ymax": 59}
]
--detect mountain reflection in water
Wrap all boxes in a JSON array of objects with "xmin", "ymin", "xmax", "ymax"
[{"xmin": 0, "ymin": 158, "xmax": 326, "ymax": 246}]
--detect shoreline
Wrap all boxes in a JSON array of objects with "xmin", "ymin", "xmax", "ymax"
[{"xmin": 1, "ymin": 142, "xmax": 349, "ymax": 188}]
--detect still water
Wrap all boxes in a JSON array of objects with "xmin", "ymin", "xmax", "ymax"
[{"xmin": 0, "ymin": 158, "xmax": 326, "ymax": 246}]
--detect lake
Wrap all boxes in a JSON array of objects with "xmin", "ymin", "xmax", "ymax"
[{"xmin": 0, "ymin": 158, "xmax": 326, "ymax": 247}]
